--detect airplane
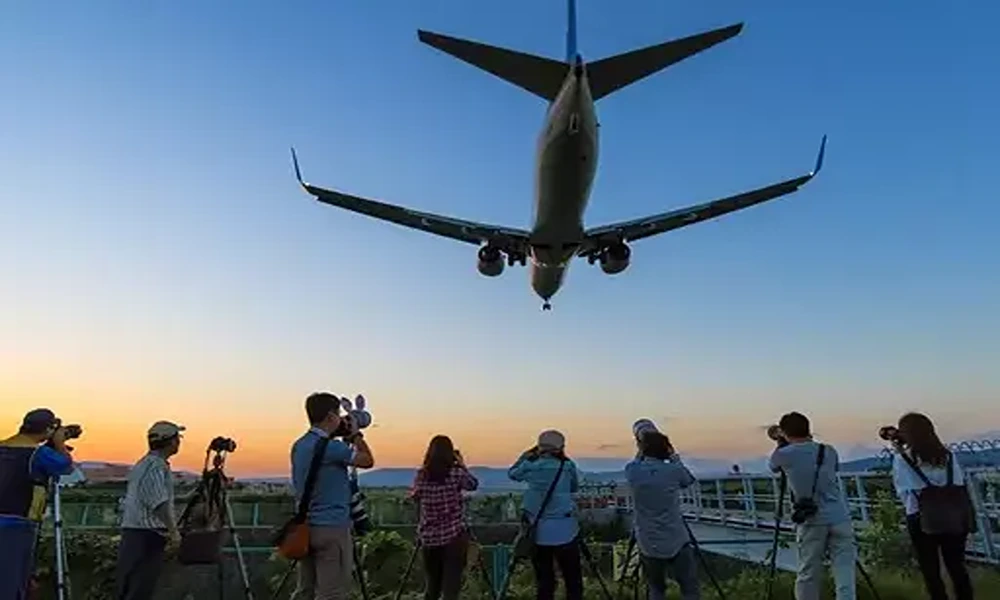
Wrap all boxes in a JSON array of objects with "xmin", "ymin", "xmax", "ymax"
[{"xmin": 291, "ymin": 0, "xmax": 827, "ymax": 311}]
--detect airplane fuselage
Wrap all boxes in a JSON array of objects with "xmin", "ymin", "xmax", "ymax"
[{"xmin": 529, "ymin": 58, "xmax": 599, "ymax": 303}]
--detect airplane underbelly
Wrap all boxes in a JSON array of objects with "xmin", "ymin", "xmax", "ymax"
[
  {"xmin": 530, "ymin": 263, "xmax": 567, "ymax": 301},
  {"xmin": 533, "ymin": 131, "xmax": 598, "ymax": 241}
]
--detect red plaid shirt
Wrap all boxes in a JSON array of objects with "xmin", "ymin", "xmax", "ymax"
[{"xmin": 410, "ymin": 466, "xmax": 479, "ymax": 547}]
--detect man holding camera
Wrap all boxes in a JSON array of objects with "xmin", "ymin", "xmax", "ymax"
[
  {"xmin": 768, "ymin": 412, "xmax": 856, "ymax": 600},
  {"xmin": 0, "ymin": 408, "xmax": 76, "ymax": 600},
  {"xmin": 290, "ymin": 392, "xmax": 375, "ymax": 600},
  {"xmin": 114, "ymin": 420, "xmax": 185, "ymax": 600}
]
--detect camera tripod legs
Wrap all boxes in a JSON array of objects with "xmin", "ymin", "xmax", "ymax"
[
  {"xmin": 51, "ymin": 479, "xmax": 71, "ymax": 600},
  {"xmin": 221, "ymin": 492, "xmax": 255, "ymax": 600},
  {"xmin": 496, "ymin": 538, "xmax": 613, "ymax": 600},
  {"xmin": 392, "ymin": 530, "xmax": 496, "ymax": 600}
]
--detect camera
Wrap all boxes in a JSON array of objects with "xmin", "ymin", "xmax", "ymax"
[
  {"xmin": 791, "ymin": 498, "xmax": 819, "ymax": 524},
  {"xmin": 61, "ymin": 424, "xmax": 83, "ymax": 440},
  {"xmin": 766, "ymin": 424, "xmax": 783, "ymax": 442},
  {"xmin": 878, "ymin": 426, "xmax": 902, "ymax": 444},
  {"xmin": 332, "ymin": 395, "xmax": 373, "ymax": 439},
  {"xmin": 209, "ymin": 436, "xmax": 237, "ymax": 453}
]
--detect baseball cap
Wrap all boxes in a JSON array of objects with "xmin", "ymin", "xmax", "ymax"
[
  {"xmin": 21, "ymin": 408, "xmax": 59, "ymax": 434},
  {"xmin": 537, "ymin": 429, "xmax": 566, "ymax": 451},
  {"xmin": 148, "ymin": 421, "xmax": 185, "ymax": 442}
]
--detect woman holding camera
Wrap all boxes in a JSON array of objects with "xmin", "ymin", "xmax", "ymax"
[
  {"xmin": 889, "ymin": 412, "xmax": 974, "ymax": 600},
  {"xmin": 410, "ymin": 435, "xmax": 479, "ymax": 600},
  {"xmin": 508, "ymin": 429, "xmax": 582, "ymax": 600}
]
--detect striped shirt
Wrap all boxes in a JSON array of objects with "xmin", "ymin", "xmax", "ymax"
[{"xmin": 120, "ymin": 452, "xmax": 174, "ymax": 530}]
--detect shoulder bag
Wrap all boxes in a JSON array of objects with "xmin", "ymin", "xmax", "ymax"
[{"xmin": 274, "ymin": 434, "xmax": 332, "ymax": 560}]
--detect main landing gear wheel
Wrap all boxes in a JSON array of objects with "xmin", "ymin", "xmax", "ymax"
[{"xmin": 542, "ymin": 302, "xmax": 552, "ymax": 311}]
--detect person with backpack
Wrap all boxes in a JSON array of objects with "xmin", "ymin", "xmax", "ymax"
[
  {"xmin": 508, "ymin": 430, "xmax": 582, "ymax": 600},
  {"xmin": 890, "ymin": 412, "xmax": 975, "ymax": 600},
  {"xmin": 768, "ymin": 412, "xmax": 857, "ymax": 600}
]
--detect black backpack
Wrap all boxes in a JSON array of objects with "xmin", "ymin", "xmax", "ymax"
[{"xmin": 900, "ymin": 450, "xmax": 978, "ymax": 536}]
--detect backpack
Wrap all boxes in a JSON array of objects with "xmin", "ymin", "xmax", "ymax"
[{"xmin": 900, "ymin": 450, "xmax": 978, "ymax": 536}]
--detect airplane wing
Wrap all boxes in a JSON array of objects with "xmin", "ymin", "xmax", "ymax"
[
  {"xmin": 291, "ymin": 149, "xmax": 531, "ymax": 253},
  {"xmin": 581, "ymin": 136, "xmax": 827, "ymax": 250}
]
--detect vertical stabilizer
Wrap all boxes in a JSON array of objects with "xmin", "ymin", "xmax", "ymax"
[{"xmin": 566, "ymin": 0, "xmax": 578, "ymax": 63}]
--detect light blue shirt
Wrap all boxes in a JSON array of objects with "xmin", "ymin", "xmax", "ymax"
[
  {"xmin": 290, "ymin": 429, "xmax": 354, "ymax": 527},
  {"xmin": 768, "ymin": 440, "xmax": 851, "ymax": 526},
  {"xmin": 508, "ymin": 455, "xmax": 579, "ymax": 546},
  {"xmin": 625, "ymin": 456, "xmax": 696, "ymax": 559}
]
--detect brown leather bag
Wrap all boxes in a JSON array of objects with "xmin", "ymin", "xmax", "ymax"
[{"xmin": 274, "ymin": 434, "xmax": 331, "ymax": 560}]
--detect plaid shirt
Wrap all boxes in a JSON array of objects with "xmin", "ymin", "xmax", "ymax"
[{"xmin": 410, "ymin": 465, "xmax": 478, "ymax": 547}]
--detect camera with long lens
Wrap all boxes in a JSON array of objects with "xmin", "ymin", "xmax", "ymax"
[
  {"xmin": 878, "ymin": 426, "xmax": 902, "ymax": 444},
  {"xmin": 332, "ymin": 394, "xmax": 373, "ymax": 439},
  {"xmin": 209, "ymin": 436, "xmax": 237, "ymax": 453},
  {"xmin": 61, "ymin": 424, "xmax": 83, "ymax": 440}
]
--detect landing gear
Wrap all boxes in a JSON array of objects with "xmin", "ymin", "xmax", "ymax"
[{"xmin": 542, "ymin": 302, "xmax": 552, "ymax": 311}]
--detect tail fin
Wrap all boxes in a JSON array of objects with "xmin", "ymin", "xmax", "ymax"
[
  {"xmin": 417, "ymin": 30, "xmax": 567, "ymax": 101},
  {"xmin": 566, "ymin": 0, "xmax": 578, "ymax": 63},
  {"xmin": 587, "ymin": 22, "xmax": 743, "ymax": 101}
]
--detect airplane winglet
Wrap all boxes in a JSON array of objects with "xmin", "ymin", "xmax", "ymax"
[
  {"xmin": 290, "ymin": 146, "xmax": 305, "ymax": 186},
  {"xmin": 812, "ymin": 135, "xmax": 827, "ymax": 176}
]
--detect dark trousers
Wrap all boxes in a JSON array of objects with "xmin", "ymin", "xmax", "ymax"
[
  {"xmin": 531, "ymin": 539, "xmax": 583, "ymax": 600},
  {"xmin": 115, "ymin": 529, "xmax": 166, "ymax": 600},
  {"xmin": 0, "ymin": 522, "xmax": 39, "ymax": 600},
  {"xmin": 906, "ymin": 514, "xmax": 974, "ymax": 600},
  {"xmin": 642, "ymin": 544, "xmax": 700, "ymax": 600},
  {"xmin": 422, "ymin": 532, "xmax": 469, "ymax": 600}
]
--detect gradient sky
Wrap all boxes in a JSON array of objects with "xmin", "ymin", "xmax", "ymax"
[{"xmin": 3, "ymin": 2, "xmax": 999, "ymax": 477}]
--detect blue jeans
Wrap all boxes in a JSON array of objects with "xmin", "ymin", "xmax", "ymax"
[
  {"xmin": 0, "ymin": 520, "xmax": 39, "ymax": 600},
  {"xmin": 641, "ymin": 544, "xmax": 700, "ymax": 600}
]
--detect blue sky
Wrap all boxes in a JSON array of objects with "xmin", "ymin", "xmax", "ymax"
[{"xmin": 2, "ymin": 1, "xmax": 998, "ymax": 473}]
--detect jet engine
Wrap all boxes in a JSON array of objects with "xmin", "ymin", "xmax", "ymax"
[
  {"xmin": 477, "ymin": 245, "xmax": 504, "ymax": 277},
  {"xmin": 599, "ymin": 242, "xmax": 631, "ymax": 274}
]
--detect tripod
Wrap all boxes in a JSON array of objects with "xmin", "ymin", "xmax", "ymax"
[
  {"xmin": 495, "ymin": 535, "xmax": 614, "ymax": 600},
  {"xmin": 392, "ymin": 527, "xmax": 496, "ymax": 600},
  {"xmin": 46, "ymin": 476, "xmax": 71, "ymax": 600},
  {"xmin": 617, "ymin": 526, "xmax": 728, "ymax": 600},
  {"xmin": 177, "ymin": 447, "xmax": 254, "ymax": 600}
]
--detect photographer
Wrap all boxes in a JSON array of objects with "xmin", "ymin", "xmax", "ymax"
[
  {"xmin": 507, "ymin": 429, "xmax": 582, "ymax": 600},
  {"xmin": 290, "ymin": 392, "xmax": 375, "ymax": 600},
  {"xmin": 409, "ymin": 435, "xmax": 479, "ymax": 600},
  {"xmin": 887, "ymin": 412, "xmax": 973, "ymax": 600},
  {"xmin": 767, "ymin": 412, "xmax": 856, "ymax": 600},
  {"xmin": 0, "ymin": 409, "xmax": 76, "ymax": 600},
  {"xmin": 114, "ymin": 420, "xmax": 185, "ymax": 600},
  {"xmin": 625, "ymin": 428, "xmax": 698, "ymax": 600}
]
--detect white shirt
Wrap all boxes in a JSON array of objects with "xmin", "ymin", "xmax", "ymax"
[
  {"xmin": 120, "ymin": 452, "xmax": 174, "ymax": 530},
  {"xmin": 891, "ymin": 450, "xmax": 965, "ymax": 516}
]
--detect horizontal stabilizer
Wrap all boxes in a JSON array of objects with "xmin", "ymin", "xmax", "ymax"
[
  {"xmin": 587, "ymin": 23, "xmax": 744, "ymax": 100},
  {"xmin": 417, "ymin": 30, "xmax": 568, "ymax": 101}
]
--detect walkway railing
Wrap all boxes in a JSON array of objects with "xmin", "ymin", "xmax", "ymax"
[{"xmin": 53, "ymin": 469, "xmax": 1000, "ymax": 565}]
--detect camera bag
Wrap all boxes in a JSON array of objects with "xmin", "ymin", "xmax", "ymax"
[
  {"xmin": 512, "ymin": 458, "xmax": 566, "ymax": 559},
  {"xmin": 900, "ymin": 450, "xmax": 977, "ymax": 536},
  {"xmin": 273, "ymin": 434, "xmax": 332, "ymax": 560}
]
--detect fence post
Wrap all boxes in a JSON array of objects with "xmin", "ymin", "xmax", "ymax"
[
  {"xmin": 853, "ymin": 476, "xmax": 869, "ymax": 523},
  {"xmin": 744, "ymin": 477, "xmax": 758, "ymax": 527},
  {"xmin": 715, "ymin": 480, "xmax": 726, "ymax": 525}
]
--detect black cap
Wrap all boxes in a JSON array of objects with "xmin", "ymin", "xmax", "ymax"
[{"xmin": 21, "ymin": 408, "xmax": 59, "ymax": 434}]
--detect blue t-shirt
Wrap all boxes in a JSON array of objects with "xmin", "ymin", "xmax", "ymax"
[
  {"xmin": 0, "ymin": 441, "xmax": 74, "ymax": 529},
  {"xmin": 625, "ymin": 456, "xmax": 696, "ymax": 559},
  {"xmin": 508, "ymin": 455, "xmax": 579, "ymax": 546},
  {"xmin": 290, "ymin": 429, "xmax": 354, "ymax": 527},
  {"xmin": 768, "ymin": 440, "xmax": 851, "ymax": 526}
]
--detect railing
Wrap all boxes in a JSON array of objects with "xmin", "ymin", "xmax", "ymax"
[{"xmin": 52, "ymin": 468, "xmax": 1000, "ymax": 565}]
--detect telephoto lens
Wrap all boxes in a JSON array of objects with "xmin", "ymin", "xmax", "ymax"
[
  {"xmin": 766, "ymin": 424, "xmax": 782, "ymax": 441},
  {"xmin": 878, "ymin": 426, "xmax": 900, "ymax": 443},
  {"xmin": 63, "ymin": 424, "xmax": 84, "ymax": 440}
]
